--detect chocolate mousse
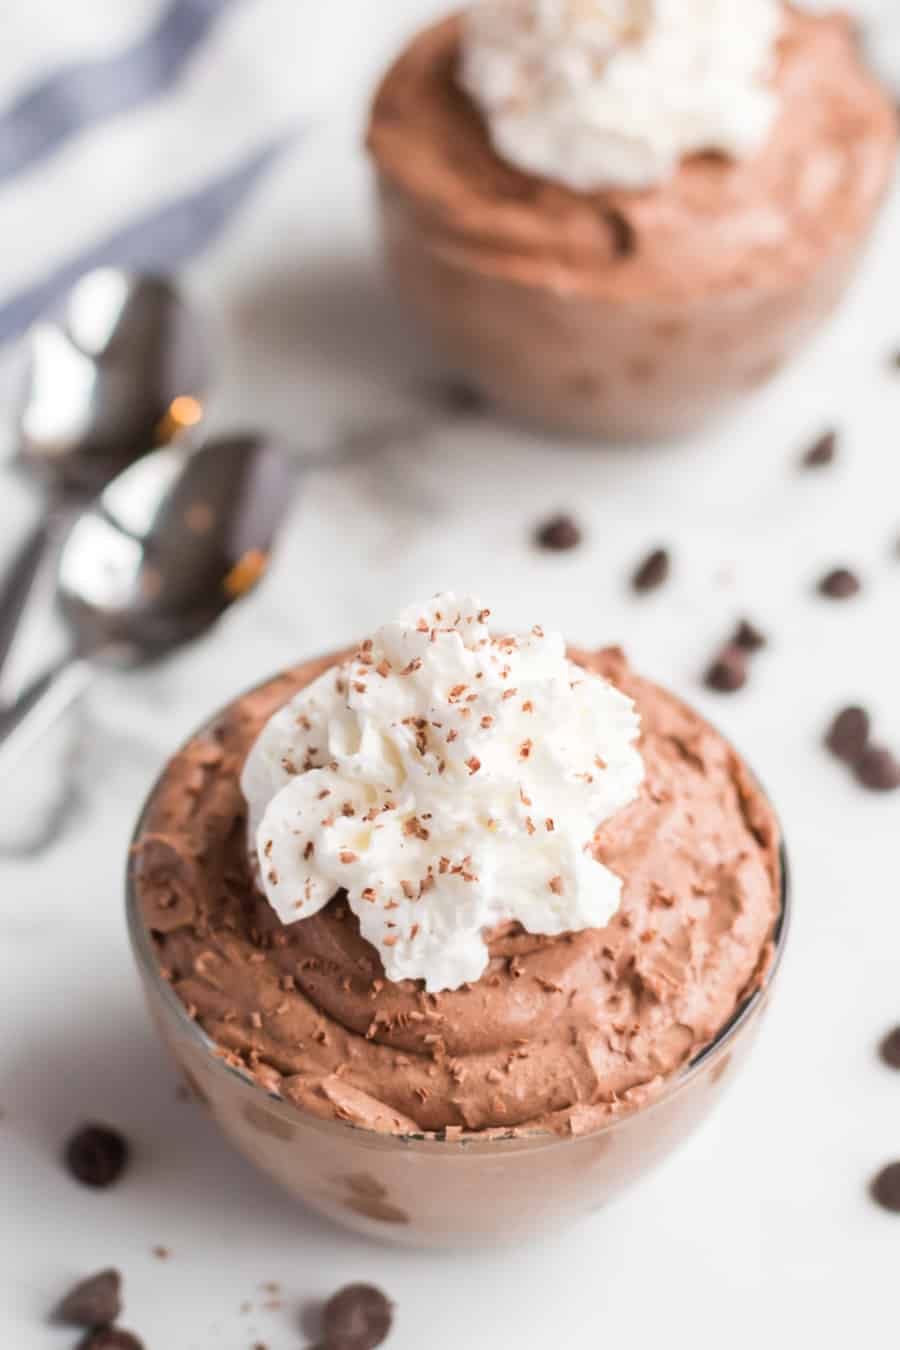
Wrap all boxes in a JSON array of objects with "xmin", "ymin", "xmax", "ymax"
[
  {"xmin": 367, "ymin": 5, "xmax": 897, "ymax": 439},
  {"xmin": 135, "ymin": 639, "xmax": 780, "ymax": 1138}
]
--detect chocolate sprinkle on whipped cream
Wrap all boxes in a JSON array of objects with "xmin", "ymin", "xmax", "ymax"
[{"xmin": 242, "ymin": 596, "xmax": 645, "ymax": 992}]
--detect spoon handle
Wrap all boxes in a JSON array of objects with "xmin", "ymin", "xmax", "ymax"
[
  {"xmin": 0, "ymin": 501, "xmax": 76, "ymax": 704},
  {"xmin": 0, "ymin": 515, "xmax": 51, "ymax": 696},
  {"xmin": 0, "ymin": 655, "xmax": 95, "ymax": 780}
]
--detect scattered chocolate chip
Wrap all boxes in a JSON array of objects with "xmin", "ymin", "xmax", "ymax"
[
  {"xmin": 818, "ymin": 567, "xmax": 861, "ymax": 599},
  {"xmin": 631, "ymin": 547, "xmax": 670, "ymax": 593},
  {"xmin": 322, "ymin": 1283, "xmax": 393, "ymax": 1350},
  {"xmin": 64, "ymin": 1125, "xmax": 129, "ymax": 1189},
  {"xmin": 535, "ymin": 513, "xmax": 582, "ymax": 552},
  {"xmin": 802, "ymin": 429, "xmax": 838, "ymax": 468},
  {"xmin": 54, "ymin": 1270, "xmax": 121, "ymax": 1328},
  {"xmin": 879, "ymin": 1027, "xmax": 900, "ymax": 1070},
  {"xmin": 430, "ymin": 379, "xmax": 486, "ymax": 416},
  {"xmin": 77, "ymin": 1330, "xmax": 144, "ymax": 1350},
  {"xmin": 825, "ymin": 706, "xmax": 870, "ymax": 763},
  {"xmin": 871, "ymin": 1162, "xmax": 900, "ymax": 1213},
  {"xmin": 151, "ymin": 1245, "xmax": 171, "ymax": 1260},
  {"xmin": 855, "ymin": 745, "xmax": 900, "ymax": 793},
  {"xmin": 732, "ymin": 618, "xmax": 767, "ymax": 652},
  {"xmin": 605, "ymin": 208, "xmax": 635, "ymax": 257},
  {"xmin": 704, "ymin": 644, "xmax": 748, "ymax": 693}
]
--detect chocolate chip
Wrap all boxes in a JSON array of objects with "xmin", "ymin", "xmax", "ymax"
[
  {"xmin": 631, "ymin": 548, "xmax": 670, "ymax": 593},
  {"xmin": 879, "ymin": 1027, "xmax": 900, "ymax": 1070},
  {"xmin": 535, "ymin": 514, "xmax": 582, "ymax": 551},
  {"xmin": 64, "ymin": 1125, "xmax": 129, "ymax": 1189},
  {"xmin": 732, "ymin": 619, "xmax": 767, "ymax": 652},
  {"xmin": 430, "ymin": 379, "xmax": 486, "ymax": 416},
  {"xmin": 825, "ymin": 706, "xmax": 870, "ymax": 763},
  {"xmin": 54, "ymin": 1270, "xmax": 121, "ymax": 1328},
  {"xmin": 77, "ymin": 1331, "xmax": 144, "ymax": 1350},
  {"xmin": 322, "ymin": 1283, "xmax": 393, "ymax": 1350},
  {"xmin": 802, "ymin": 429, "xmax": 838, "ymax": 468},
  {"xmin": 818, "ymin": 567, "xmax": 861, "ymax": 599},
  {"xmin": 605, "ymin": 208, "xmax": 635, "ymax": 257},
  {"xmin": 704, "ymin": 644, "xmax": 748, "ymax": 693},
  {"xmin": 871, "ymin": 1162, "xmax": 900, "ymax": 1213},
  {"xmin": 855, "ymin": 745, "xmax": 900, "ymax": 792}
]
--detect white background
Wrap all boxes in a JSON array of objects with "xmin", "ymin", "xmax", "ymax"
[{"xmin": 1, "ymin": 2, "xmax": 900, "ymax": 1347}]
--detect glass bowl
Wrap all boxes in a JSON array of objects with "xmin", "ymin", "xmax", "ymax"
[{"xmin": 126, "ymin": 704, "xmax": 789, "ymax": 1249}]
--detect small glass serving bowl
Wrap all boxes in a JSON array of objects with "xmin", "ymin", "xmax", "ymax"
[{"xmin": 126, "ymin": 714, "xmax": 789, "ymax": 1250}]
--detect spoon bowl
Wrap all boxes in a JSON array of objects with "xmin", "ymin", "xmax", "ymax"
[
  {"xmin": 17, "ymin": 269, "xmax": 208, "ymax": 495},
  {"xmin": 58, "ymin": 433, "xmax": 292, "ymax": 660}
]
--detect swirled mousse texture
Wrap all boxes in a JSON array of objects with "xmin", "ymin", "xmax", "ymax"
[
  {"xmin": 242, "ymin": 595, "xmax": 644, "ymax": 992},
  {"xmin": 136, "ymin": 647, "xmax": 781, "ymax": 1137},
  {"xmin": 368, "ymin": 6, "xmax": 898, "ymax": 301},
  {"xmin": 460, "ymin": 0, "xmax": 783, "ymax": 191}
]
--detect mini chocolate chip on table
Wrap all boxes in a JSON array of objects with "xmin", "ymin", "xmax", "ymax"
[
  {"xmin": 818, "ymin": 567, "xmax": 861, "ymax": 599},
  {"xmin": 801, "ymin": 428, "xmax": 838, "ymax": 468},
  {"xmin": 704, "ymin": 644, "xmax": 748, "ymax": 694},
  {"xmin": 65, "ymin": 1125, "xmax": 129, "ymax": 1189},
  {"xmin": 535, "ymin": 513, "xmax": 581, "ymax": 551},
  {"xmin": 732, "ymin": 618, "xmax": 767, "ymax": 652},
  {"xmin": 54, "ymin": 1270, "xmax": 121, "ymax": 1329},
  {"xmin": 77, "ymin": 1330, "xmax": 144, "ymax": 1350},
  {"xmin": 431, "ymin": 378, "xmax": 487, "ymax": 415},
  {"xmin": 856, "ymin": 745, "xmax": 900, "ymax": 793},
  {"xmin": 871, "ymin": 1162, "xmax": 900, "ymax": 1213},
  {"xmin": 879, "ymin": 1027, "xmax": 900, "ymax": 1070},
  {"xmin": 604, "ymin": 207, "xmax": 635, "ymax": 257},
  {"xmin": 322, "ymin": 1283, "xmax": 393, "ymax": 1350},
  {"xmin": 825, "ymin": 706, "xmax": 870, "ymax": 763},
  {"xmin": 631, "ymin": 547, "xmax": 670, "ymax": 593}
]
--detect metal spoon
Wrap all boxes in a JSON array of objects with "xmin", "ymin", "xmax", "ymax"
[
  {"xmin": 1, "ymin": 268, "xmax": 208, "ymax": 697},
  {"xmin": 0, "ymin": 432, "xmax": 292, "ymax": 780}
]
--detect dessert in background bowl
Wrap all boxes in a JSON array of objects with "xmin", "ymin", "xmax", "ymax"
[
  {"xmin": 367, "ymin": 2, "xmax": 897, "ymax": 440},
  {"xmin": 129, "ymin": 595, "xmax": 787, "ymax": 1246}
]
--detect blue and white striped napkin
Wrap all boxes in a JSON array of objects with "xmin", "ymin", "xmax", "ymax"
[{"xmin": 0, "ymin": 0, "xmax": 390, "ymax": 345}]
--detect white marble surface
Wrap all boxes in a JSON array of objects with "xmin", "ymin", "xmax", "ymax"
[{"xmin": 3, "ymin": 4, "xmax": 900, "ymax": 1347}]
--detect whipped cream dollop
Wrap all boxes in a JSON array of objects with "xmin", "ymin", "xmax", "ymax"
[
  {"xmin": 242, "ymin": 595, "xmax": 644, "ymax": 992},
  {"xmin": 459, "ymin": 0, "xmax": 783, "ymax": 191}
]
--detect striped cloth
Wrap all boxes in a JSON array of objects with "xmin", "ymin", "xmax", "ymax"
[{"xmin": 0, "ymin": 0, "xmax": 425, "ymax": 346}]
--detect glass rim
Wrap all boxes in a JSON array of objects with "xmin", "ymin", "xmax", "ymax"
[{"xmin": 125, "ymin": 676, "xmax": 791, "ymax": 1152}]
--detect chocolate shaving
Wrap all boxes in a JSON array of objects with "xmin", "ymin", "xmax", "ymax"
[{"xmin": 605, "ymin": 207, "xmax": 636, "ymax": 257}]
